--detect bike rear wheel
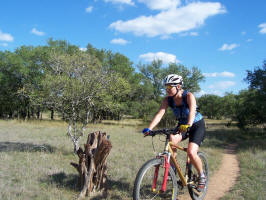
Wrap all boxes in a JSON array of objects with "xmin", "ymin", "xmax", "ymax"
[
  {"xmin": 133, "ymin": 158, "xmax": 178, "ymax": 200},
  {"xmin": 188, "ymin": 152, "xmax": 209, "ymax": 200}
]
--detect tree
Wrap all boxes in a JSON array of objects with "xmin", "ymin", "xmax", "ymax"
[
  {"xmin": 234, "ymin": 90, "xmax": 263, "ymax": 128},
  {"xmin": 0, "ymin": 51, "xmax": 23, "ymax": 118},
  {"xmin": 138, "ymin": 61, "xmax": 204, "ymax": 100},
  {"xmin": 35, "ymin": 50, "xmax": 129, "ymax": 151},
  {"xmin": 245, "ymin": 60, "xmax": 266, "ymax": 94},
  {"xmin": 41, "ymin": 51, "xmax": 102, "ymax": 151},
  {"xmin": 85, "ymin": 44, "xmax": 141, "ymax": 120},
  {"xmin": 198, "ymin": 94, "xmax": 223, "ymax": 119},
  {"xmin": 221, "ymin": 92, "xmax": 237, "ymax": 119},
  {"xmin": 235, "ymin": 60, "xmax": 266, "ymax": 128},
  {"xmin": 137, "ymin": 60, "xmax": 205, "ymax": 124},
  {"xmin": 138, "ymin": 60, "xmax": 165, "ymax": 100},
  {"xmin": 0, "ymin": 48, "xmax": 41, "ymax": 119},
  {"xmin": 15, "ymin": 46, "xmax": 47, "ymax": 119},
  {"xmin": 165, "ymin": 63, "xmax": 205, "ymax": 93}
]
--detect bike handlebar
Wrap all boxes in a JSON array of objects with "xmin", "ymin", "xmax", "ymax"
[{"xmin": 144, "ymin": 128, "xmax": 179, "ymax": 137}]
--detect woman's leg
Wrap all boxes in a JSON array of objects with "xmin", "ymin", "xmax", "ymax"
[
  {"xmin": 187, "ymin": 142, "xmax": 203, "ymax": 174},
  {"xmin": 170, "ymin": 134, "xmax": 182, "ymax": 158},
  {"xmin": 187, "ymin": 119, "xmax": 205, "ymax": 174},
  {"xmin": 187, "ymin": 142, "xmax": 207, "ymax": 191}
]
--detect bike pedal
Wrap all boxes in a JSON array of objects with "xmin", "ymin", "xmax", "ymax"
[
  {"xmin": 179, "ymin": 191, "xmax": 185, "ymax": 195},
  {"xmin": 177, "ymin": 180, "xmax": 184, "ymax": 190},
  {"xmin": 190, "ymin": 185, "xmax": 197, "ymax": 189}
]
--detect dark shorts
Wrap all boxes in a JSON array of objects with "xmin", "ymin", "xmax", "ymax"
[{"xmin": 181, "ymin": 118, "xmax": 205, "ymax": 146}]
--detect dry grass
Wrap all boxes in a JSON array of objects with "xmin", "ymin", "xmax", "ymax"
[
  {"xmin": 0, "ymin": 119, "xmax": 223, "ymax": 200},
  {"xmin": 220, "ymin": 132, "xmax": 266, "ymax": 200}
]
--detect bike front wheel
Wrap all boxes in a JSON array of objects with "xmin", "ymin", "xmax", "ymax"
[
  {"xmin": 133, "ymin": 158, "xmax": 178, "ymax": 200},
  {"xmin": 188, "ymin": 151, "xmax": 209, "ymax": 200}
]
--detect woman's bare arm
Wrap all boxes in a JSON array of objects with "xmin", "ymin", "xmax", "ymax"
[{"xmin": 187, "ymin": 92, "xmax": 197, "ymax": 126}]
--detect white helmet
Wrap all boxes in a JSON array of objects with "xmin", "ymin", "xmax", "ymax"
[{"xmin": 163, "ymin": 74, "xmax": 183, "ymax": 85}]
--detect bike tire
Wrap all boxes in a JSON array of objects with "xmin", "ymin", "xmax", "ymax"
[
  {"xmin": 188, "ymin": 151, "xmax": 209, "ymax": 200},
  {"xmin": 133, "ymin": 158, "xmax": 178, "ymax": 200}
]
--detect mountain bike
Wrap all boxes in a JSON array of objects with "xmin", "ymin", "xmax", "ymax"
[{"xmin": 133, "ymin": 128, "xmax": 209, "ymax": 200}]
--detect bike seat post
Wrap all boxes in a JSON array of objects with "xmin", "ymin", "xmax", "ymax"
[{"xmin": 163, "ymin": 133, "xmax": 170, "ymax": 152}]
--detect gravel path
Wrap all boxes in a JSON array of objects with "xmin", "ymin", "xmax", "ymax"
[{"xmin": 178, "ymin": 144, "xmax": 240, "ymax": 200}]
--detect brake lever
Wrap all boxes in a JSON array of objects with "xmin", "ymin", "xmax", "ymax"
[{"xmin": 144, "ymin": 131, "xmax": 153, "ymax": 137}]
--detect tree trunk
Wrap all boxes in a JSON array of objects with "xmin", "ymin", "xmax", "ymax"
[
  {"xmin": 71, "ymin": 131, "xmax": 112, "ymax": 199},
  {"xmin": 37, "ymin": 106, "xmax": 40, "ymax": 119},
  {"xmin": 51, "ymin": 108, "xmax": 54, "ymax": 120},
  {"xmin": 27, "ymin": 106, "xmax": 30, "ymax": 119}
]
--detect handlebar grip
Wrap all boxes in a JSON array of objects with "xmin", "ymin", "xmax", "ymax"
[{"xmin": 143, "ymin": 127, "xmax": 186, "ymax": 137}]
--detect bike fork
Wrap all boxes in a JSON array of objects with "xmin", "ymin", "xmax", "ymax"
[
  {"xmin": 152, "ymin": 154, "xmax": 170, "ymax": 193},
  {"xmin": 161, "ymin": 155, "xmax": 170, "ymax": 192},
  {"xmin": 152, "ymin": 165, "xmax": 159, "ymax": 192}
]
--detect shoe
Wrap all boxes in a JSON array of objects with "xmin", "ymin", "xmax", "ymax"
[{"xmin": 196, "ymin": 176, "xmax": 206, "ymax": 192}]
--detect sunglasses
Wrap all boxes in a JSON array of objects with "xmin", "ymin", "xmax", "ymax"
[{"xmin": 165, "ymin": 85, "xmax": 175, "ymax": 89}]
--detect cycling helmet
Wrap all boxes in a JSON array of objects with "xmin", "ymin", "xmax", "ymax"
[{"xmin": 163, "ymin": 74, "xmax": 183, "ymax": 86}]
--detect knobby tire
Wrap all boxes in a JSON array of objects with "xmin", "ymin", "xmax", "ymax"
[
  {"xmin": 133, "ymin": 158, "xmax": 178, "ymax": 200},
  {"xmin": 188, "ymin": 152, "xmax": 209, "ymax": 200}
]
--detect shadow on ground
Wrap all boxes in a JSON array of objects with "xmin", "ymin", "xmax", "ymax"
[
  {"xmin": 43, "ymin": 173, "xmax": 132, "ymax": 199},
  {"xmin": 90, "ymin": 178, "xmax": 131, "ymax": 200},
  {"xmin": 203, "ymin": 128, "xmax": 266, "ymax": 151},
  {"xmin": 0, "ymin": 141, "xmax": 56, "ymax": 153},
  {"xmin": 203, "ymin": 129, "xmax": 239, "ymax": 149},
  {"xmin": 42, "ymin": 172, "xmax": 79, "ymax": 192}
]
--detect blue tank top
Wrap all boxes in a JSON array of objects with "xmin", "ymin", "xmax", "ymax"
[{"xmin": 168, "ymin": 90, "xmax": 203, "ymax": 124}]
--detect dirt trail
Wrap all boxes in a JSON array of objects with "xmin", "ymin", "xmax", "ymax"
[{"xmin": 178, "ymin": 144, "xmax": 240, "ymax": 200}]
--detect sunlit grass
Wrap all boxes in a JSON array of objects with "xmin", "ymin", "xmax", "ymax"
[{"xmin": 0, "ymin": 119, "xmax": 228, "ymax": 199}]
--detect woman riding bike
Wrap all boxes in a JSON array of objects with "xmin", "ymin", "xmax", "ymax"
[{"xmin": 142, "ymin": 74, "xmax": 206, "ymax": 192}]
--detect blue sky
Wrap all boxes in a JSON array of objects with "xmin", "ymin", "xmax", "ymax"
[{"xmin": 1, "ymin": 0, "xmax": 265, "ymax": 96}]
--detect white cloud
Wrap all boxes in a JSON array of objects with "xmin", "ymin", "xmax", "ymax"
[
  {"xmin": 110, "ymin": 38, "xmax": 130, "ymax": 45},
  {"xmin": 138, "ymin": 0, "xmax": 181, "ymax": 11},
  {"xmin": 180, "ymin": 31, "xmax": 199, "ymax": 37},
  {"xmin": 139, "ymin": 52, "xmax": 179, "ymax": 64},
  {"xmin": 79, "ymin": 47, "xmax": 87, "ymax": 51},
  {"xmin": 203, "ymin": 71, "xmax": 235, "ymax": 78},
  {"xmin": 195, "ymin": 90, "xmax": 207, "ymax": 97},
  {"xmin": 86, "ymin": 6, "xmax": 93, "ymax": 13},
  {"xmin": 0, "ymin": 30, "xmax": 14, "ymax": 42},
  {"xmin": 241, "ymin": 31, "xmax": 246, "ymax": 35},
  {"xmin": 246, "ymin": 38, "xmax": 253, "ymax": 42},
  {"xmin": 160, "ymin": 35, "xmax": 172, "ymax": 40},
  {"xmin": 218, "ymin": 43, "xmax": 239, "ymax": 51},
  {"xmin": 220, "ymin": 71, "xmax": 235, "ymax": 77},
  {"xmin": 209, "ymin": 90, "xmax": 223, "ymax": 96},
  {"xmin": 109, "ymin": 2, "xmax": 226, "ymax": 37},
  {"xmin": 196, "ymin": 89, "xmax": 224, "ymax": 96},
  {"xmin": 104, "ymin": 0, "xmax": 134, "ymax": 5},
  {"xmin": 258, "ymin": 23, "xmax": 266, "ymax": 34},
  {"xmin": 208, "ymin": 81, "xmax": 235, "ymax": 89},
  {"xmin": 31, "ymin": 28, "xmax": 45, "ymax": 36},
  {"xmin": 190, "ymin": 32, "xmax": 198, "ymax": 36}
]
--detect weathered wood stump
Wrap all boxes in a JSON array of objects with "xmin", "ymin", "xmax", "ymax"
[{"xmin": 71, "ymin": 131, "xmax": 112, "ymax": 199}]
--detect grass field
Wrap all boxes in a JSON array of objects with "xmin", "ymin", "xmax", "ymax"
[
  {"xmin": 220, "ymin": 131, "xmax": 266, "ymax": 200},
  {"xmin": 0, "ymin": 119, "xmax": 264, "ymax": 199}
]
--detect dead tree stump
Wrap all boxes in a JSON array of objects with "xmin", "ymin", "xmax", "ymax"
[{"xmin": 71, "ymin": 131, "xmax": 112, "ymax": 199}]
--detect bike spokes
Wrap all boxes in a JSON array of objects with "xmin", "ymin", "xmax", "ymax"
[
  {"xmin": 138, "ymin": 161, "xmax": 177, "ymax": 199},
  {"xmin": 187, "ymin": 152, "xmax": 209, "ymax": 200}
]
